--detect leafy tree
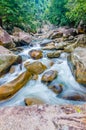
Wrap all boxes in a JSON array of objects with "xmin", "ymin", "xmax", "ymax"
[
  {"xmin": 0, "ymin": 0, "xmax": 39, "ymax": 32},
  {"xmin": 44, "ymin": 0, "xmax": 68, "ymax": 26},
  {"xmin": 66, "ymin": 0, "xmax": 86, "ymax": 26}
]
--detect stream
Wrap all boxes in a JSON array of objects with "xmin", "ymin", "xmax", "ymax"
[{"xmin": 0, "ymin": 39, "xmax": 86, "ymax": 107}]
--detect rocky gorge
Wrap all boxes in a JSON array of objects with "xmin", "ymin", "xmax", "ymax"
[{"xmin": 0, "ymin": 24, "xmax": 86, "ymax": 129}]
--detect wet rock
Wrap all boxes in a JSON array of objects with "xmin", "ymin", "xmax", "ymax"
[
  {"xmin": 49, "ymin": 31, "xmax": 63, "ymax": 39},
  {"xmin": 14, "ymin": 55, "xmax": 22, "ymax": 65},
  {"xmin": 77, "ymin": 20, "xmax": 86, "ymax": 34},
  {"xmin": 25, "ymin": 98, "xmax": 44, "ymax": 106},
  {"xmin": 25, "ymin": 61, "xmax": 47, "ymax": 74},
  {"xmin": 64, "ymin": 42, "xmax": 77, "ymax": 53},
  {"xmin": 0, "ymin": 26, "xmax": 15, "ymax": 48},
  {"xmin": 40, "ymin": 39, "xmax": 53, "ymax": 47},
  {"xmin": 62, "ymin": 92, "xmax": 86, "ymax": 101},
  {"xmin": 29, "ymin": 49, "xmax": 43, "ymax": 59},
  {"xmin": 24, "ymin": 61, "xmax": 30, "ymax": 68},
  {"xmin": 0, "ymin": 71, "xmax": 32, "ymax": 100},
  {"xmin": 68, "ymin": 47, "xmax": 86, "ymax": 84},
  {"xmin": 49, "ymin": 61, "xmax": 54, "ymax": 66},
  {"xmin": 0, "ymin": 104, "xmax": 86, "ymax": 130},
  {"xmin": 11, "ymin": 27, "xmax": 32, "ymax": 46},
  {"xmin": 47, "ymin": 50, "xmax": 62, "ymax": 58},
  {"xmin": 32, "ymin": 74, "xmax": 38, "ymax": 80},
  {"xmin": 9, "ymin": 66, "xmax": 16, "ymax": 74},
  {"xmin": 41, "ymin": 70, "xmax": 57, "ymax": 82},
  {"xmin": 0, "ymin": 46, "xmax": 19, "ymax": 77},
  {"xmin": 77, "ymin": 34, "xmax": 86, "ymax": 47},
  {"xmin": 48, "ymin": 84, "xmax": 63, "ymax": 94},
  {"xmin": 10, "ymin": 47, "xmax": 23, "ymax": 54},
  {"xmin": 42, "ymin": 43, "xmax": 56, "ymax": 50}
]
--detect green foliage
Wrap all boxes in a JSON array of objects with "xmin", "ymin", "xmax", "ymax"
[
  {"xmin": 66, "ymin": 0, "xmax": 86, "ymax": 26},
  {"xmin": 44, "ymin": 0, "xmax": 86, "ymax": 27},
  {"xmin": 0, "ymin": 0, "xmax": 85, "ymax": 31},
  {"xmin": 0, "ymin": 0, "xmax": 45, "ymax": 32},
  {"xmin": 44, "ymin": 0, "xmax": 68, "ymax": 26}
]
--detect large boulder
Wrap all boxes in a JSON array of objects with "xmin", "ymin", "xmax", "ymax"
[
  {"xmin": 29, "ymin": 50, "xmax": 43, "ymax": 59},
  {"xmin": 0, "ymin": 46, "xmax": 20, "ymax": 77},
  {"xmin": 24, "ymin": 61, "xmax": 47, "ymax": 74},
  {"xmin": 68, "ymin": 47, "xmax": 86, "ymax": 84},
  {"xmin": 41, "ymin": 70, "xmax": 57, "ymax": 82},
  {"xmin": 0, "ymin": 26, "xmax": 15, "ymax": 48},
  {"xmin": 11, "ymin": 27, "xmax": 32, "ymax": 46},
  {"xmin": 0, "ymin": 104, "xmax": 86, "ymax": 130},
  {"xmin": 0, "ymin": 71, "xmax": 32, "ymax": 100}
]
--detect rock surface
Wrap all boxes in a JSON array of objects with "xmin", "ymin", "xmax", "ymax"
[
  {"xmin": 12, "ymin": 27, "xmax": 32, "ymax": 46},
  {"xmin": 48, "ymin": 84, "xmax": 63, "ymax": 94},
  {"xmin": 25, "ymin": 98, "xmax": 44, "ymax": 106},
  {"xmin": 62, "ymin": 91, "xmax": 86, "ymax": 101},
  {"xmin": 0, "ymin": 71, "xmax": 32, "ymax": 100},
  {"xmin": 68, "ymin": 47, "xmax": 86, "ymax": 84},
  {"xmin": 42, "ymin": 70, "xmax": 57, "ymax": 82},
  {"xmin": 47, "ymin": 50, "xmax": 62, "ymax": 58},
  {"xmin": 29, "ymin": 49, "xmax": 43, "ymax": 59},
  {"xmin": 0, "ymin": 26, "xmax": 15, "ymax": 48},
  {"xmin": 0, "ymin": 46, "xmax": 19, "ymax": 77},
  {"xmin": 0, "ymin": 104, "xmax": 86, "ymax": 130},
  {"xmin": 25, "ymin": 61, "xmax": 47, "ymax": 74}
]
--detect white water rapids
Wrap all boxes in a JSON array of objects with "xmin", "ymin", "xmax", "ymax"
[{"xmin": 0, "ymin": 39, "xmax": 86, "ymax": 107}]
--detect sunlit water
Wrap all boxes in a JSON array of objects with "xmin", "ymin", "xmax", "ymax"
[{"xmin": 0, "ymin": 39, "xmax": 86, "ymax": 107}]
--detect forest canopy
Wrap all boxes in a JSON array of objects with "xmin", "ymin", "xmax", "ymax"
[{"xmin": 0, "ymin": 0, "xmax": 86, "ymax": 32}]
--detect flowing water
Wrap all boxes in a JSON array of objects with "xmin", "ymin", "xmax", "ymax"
[{"xmin": 0, "ymin": 39, "xmax": 86, "ymax": 107}]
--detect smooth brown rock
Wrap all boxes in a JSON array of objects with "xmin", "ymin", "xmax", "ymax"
[
  {"xmin": 0, "ymin": 104, "xmax": 86, "ymax": 130},
  {"xmin": 0, "ymin": 71, "xmax": 32, "ymax": 100},
  {"xmin": 29, "ymin": 49, "xmax": 43, "ymax": 59},
  {"xmin": 0, "ymin": 46, "xmax": 19, "ymax": 77},
  {"xmin": 62, "ymin": 92, "xmax": 86, "ymax": 101},
  {"xmin": 49, "ymin": 31, "xmax": 63, "ymax": 39},
  {"xmin": 0, "ymin": 26, "xmax": 15, "ymax": 48},
  {"xmin": 48, "ymin": 84, "xmax": 63, "ymax": 94},
  {"xmin": 47, "ymin": 50, "xmax": 62, "ymax": 58},
  {"xmin": 25, "ymin": 61, "xmax": 47, "ymax": 74},
  {"xmin": 42, "ymin": 70, "xmax": 57, "ymax": 82},
  {"xmin": 68, "ymin": 47, "xmax": 86, "ymax": 84},
  {"xmin": 42, "ymin": 44, "xmax": 56, "ymax": 50},
  {"xmin": 25, "ymin": 98, "xmax": 44, "ymax": 106}
]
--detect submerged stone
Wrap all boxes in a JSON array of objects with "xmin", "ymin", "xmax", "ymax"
[
  {"xmin": 48, "ymin": 84, "xmax": 63, "ymax": 94},
  {"xmin": 25, "ymin": 98, "xmax": 44, "ymax": 106},
  {"xmin": 41, "ymin": 70, "xmax": 57, "ymax": 82}
]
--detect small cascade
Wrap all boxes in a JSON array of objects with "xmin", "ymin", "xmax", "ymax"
[{"xmin": 0, "ymin": 39, "xmax": 86, "ymax": 107}]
